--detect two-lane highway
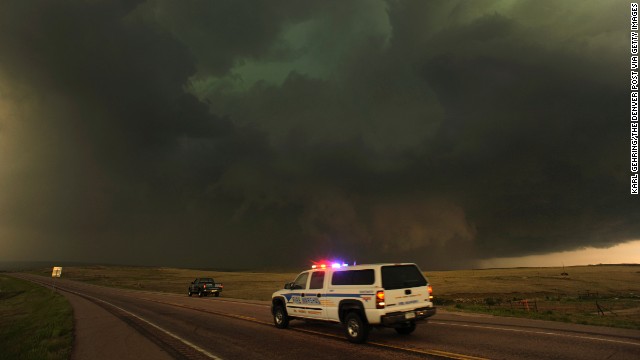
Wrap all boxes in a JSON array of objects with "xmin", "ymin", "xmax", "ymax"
[{"xmin": 14, "ymin": 274, "xmax": 640, "ymax": 359}]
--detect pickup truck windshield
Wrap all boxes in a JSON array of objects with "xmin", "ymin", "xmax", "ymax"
[{"xmin": 381, "ymin": 265, "xmax": 427, "ymax": 290}]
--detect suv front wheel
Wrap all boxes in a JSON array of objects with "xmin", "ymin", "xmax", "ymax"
[
  {"xmin": 344, "ymin": 312, "xmax": 369, "ymax": 343},
  {"xmin": 273, "ymin": 305, "xmax": 289, "ymax": 329}
]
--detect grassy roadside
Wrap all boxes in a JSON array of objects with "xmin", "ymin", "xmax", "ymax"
[
  {"xmin": 428, "ymin": 265, "xmax": 640, "ymax": 329},
  {"xmin": 439, "ymin": 301, "xmax": 640, "ymax": 329},
  {"xmin": 0, "ymin": 274, "xmax": 73, "ymax": 360}
]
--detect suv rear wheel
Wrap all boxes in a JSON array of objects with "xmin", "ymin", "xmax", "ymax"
[
  {"xmin": 395, "ymin": 322, "xmax": 416, "ymax": 335},
  {"xmin": 344, "ymin": 312, "xmax": 369, "ymax": 343}
]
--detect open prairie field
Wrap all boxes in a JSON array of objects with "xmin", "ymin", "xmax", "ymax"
[
  {"xmin": 427, "ymin": 265, "xmax": 640, "ymax": 329},
  {"xmin": 428, "ymin": 265, "xmax": 640, "ymax": 298},
  {"xmin": 29, "ymin": 265, "xmax": 298, "ymax": 301},
  {"xmin": 28, "ymin": 264, "xmax": 640, "ymax": 329}
]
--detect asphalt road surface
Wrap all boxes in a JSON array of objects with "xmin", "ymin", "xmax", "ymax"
[{"xmin": 13, "ymin": 273, "xmax": 640, "ymax": 360}]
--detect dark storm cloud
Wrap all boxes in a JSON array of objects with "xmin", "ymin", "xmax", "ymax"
[
  {"xmin": 0, "ymin": 0, "xmax": 636, "ymax": 270},
  {"xmin": 132, "ymin": 0, "xmax": 339, "ymax": 76},
  {"xmin": 0, "ymin": 0, "xmax": 237, "ymax": 264}
]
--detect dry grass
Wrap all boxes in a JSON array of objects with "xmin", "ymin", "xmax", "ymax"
[
  {"xmin": 426, "ymin": 265, "xmax": 640, "ymax": 329},
  {"xmin": 427, "ymin": 265, "xmax": 639, "ymax": 298},
  {"xmin": 28, "ymin": 264, "xmax": 640, "ymax": 329},
  {"xmin": 30, "ymin": 265, "xmax": 298, "ymax": 301}
]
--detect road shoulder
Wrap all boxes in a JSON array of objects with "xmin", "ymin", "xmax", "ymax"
[{"xmin": 62, "ymin": 291, "xmax": 174, "ymax": 360}]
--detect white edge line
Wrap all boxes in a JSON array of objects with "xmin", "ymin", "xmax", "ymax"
[
  {"xmin": 431, "ymin": 321, "xmax": 640, "ymax": 347},
  {"xmin": 59, "ymin": 284, "xmax": 224, "ymax": 360}
]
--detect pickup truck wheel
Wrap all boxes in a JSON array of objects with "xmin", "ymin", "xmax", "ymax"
[
  {"xmin": 344, "ymin": 312, "xmax": 369, "ymax": 343},
  {"xmin": 214, "ymin": 292, "xmax": 220, "ymax": 297},
  {"xmin": 395, "ymin": 322, "xmax": 416, "ymax": 335},
  {"xmin": 273, "ymin": 306, "xmax": 289, "ymax": 329},
  {"xmin": 188, "ymin": 290, "xmax": 192, "ymax": 297},
  {"xmin": 198, "ymin": 290, "xmax": 203, "ymax": 297}
]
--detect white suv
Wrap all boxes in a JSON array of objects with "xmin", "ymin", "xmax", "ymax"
[{"xmin": 271, "ymin": 263, "xmax": 436, "ymax": 343}]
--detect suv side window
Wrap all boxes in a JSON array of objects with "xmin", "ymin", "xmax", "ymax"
[
  {"xmin": 292, "ymin": 272, "xmax": 309, "ymax": 290},
  {"xmin": 331, "ymin": 269, "xmax": 375, "ymax": 285},
  {"xmin": 309, "ymin": 271, "xmax": 325, "ymax": 289}
]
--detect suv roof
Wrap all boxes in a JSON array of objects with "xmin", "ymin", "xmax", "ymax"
[{"xmin": 307, "ymin": 263, "xmax": 418, "ymax": 271}]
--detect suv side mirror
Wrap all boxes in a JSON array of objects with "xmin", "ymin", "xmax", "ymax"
[{"xmin": 284, "ymin": 282, "xmax": 291, "ymax": 290}]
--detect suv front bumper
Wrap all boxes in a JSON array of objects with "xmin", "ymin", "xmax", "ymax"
[{"xmin": 381, "ymin": 307, "xmax": 436, "ymax": 327}]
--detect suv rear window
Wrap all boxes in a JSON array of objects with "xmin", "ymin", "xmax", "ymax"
[
  {"xmin": 381, "ymin": 265, "xmax": 427, "ymax": 290},
  {"xmin": 331, "ymin": 269, "xmax": 375, "ymax": 285}
]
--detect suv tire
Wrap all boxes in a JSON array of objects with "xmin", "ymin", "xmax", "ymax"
[
  {"xmin": 188, "ymin": 290, "xmax": 192, "ymax": 297},
  {"xmin": 273, "ymin": 305, "xmax": 289, "ymax": 329},
  {"xmin": 344, "ymin": 312, "xmax": 369, "ymax": 343}
]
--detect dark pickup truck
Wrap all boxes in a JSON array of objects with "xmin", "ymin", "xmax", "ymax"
[{"xmin": 188, "ymin": 277, "xmax": 223, "ymax": 297}]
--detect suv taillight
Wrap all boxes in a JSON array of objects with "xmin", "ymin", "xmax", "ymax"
[
  {"xmin": 428, "ymin": 285, "xmax": 433, "ymax": 300},
  {"xmin": 376, "ymin": 290, "xmax": 385, "ymax": 309}
]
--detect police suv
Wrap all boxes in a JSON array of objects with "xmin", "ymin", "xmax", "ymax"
[{"xmin": 271, "ymin": 262, "xmax": 436, "ymax": 343}]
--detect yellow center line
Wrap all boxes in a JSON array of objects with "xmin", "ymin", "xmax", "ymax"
[
  {"xmin": 367, "ymin": 341, "xmax": 490, "ymax": 360},
  {"xmin": 144, "ymin": 298, "xmax": 274, "ymax": 326},
  {"xmin": 139, "ymin": 297, "xmax": 490, "ymax": 360}
]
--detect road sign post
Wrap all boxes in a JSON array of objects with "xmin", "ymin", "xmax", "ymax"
[{"xmin": 51, "ymin": 266, "xmax": 62, "ymax": 290}]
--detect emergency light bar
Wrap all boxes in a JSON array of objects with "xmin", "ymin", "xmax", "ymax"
[{"xmin": 311, "ymin": 261, "xmax": 349, "ymax": 269}]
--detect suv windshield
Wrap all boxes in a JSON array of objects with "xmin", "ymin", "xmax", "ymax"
[
  {"xmin": 292, "ymin": 272, "xmax": 309, "ymax": 290},
  {"xmin": 381, "ymin": 265, "xmax": 427, "ymax": 290},
  {"xmin": 199, "ymin": 278, "xmax": 214, "ymax": 283}
]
